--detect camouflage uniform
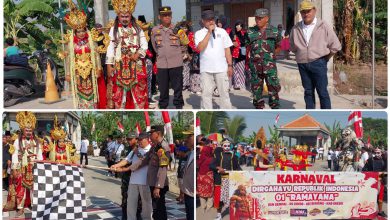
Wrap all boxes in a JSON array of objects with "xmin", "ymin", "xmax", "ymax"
[{"xmin": 246, "ymin": 25, "xmax": 281, "ymax": 109}]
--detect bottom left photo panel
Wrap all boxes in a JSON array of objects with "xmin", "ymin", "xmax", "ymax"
[{"xmin": 2, "ymin": 111, "xmax": 194, "ymax": 220}]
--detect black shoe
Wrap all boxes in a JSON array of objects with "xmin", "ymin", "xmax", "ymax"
[{"xmin": 378, "ymin": 211, "xmax": 387, "ymax": 217}]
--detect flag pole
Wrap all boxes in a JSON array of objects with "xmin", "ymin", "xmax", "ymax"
[{"xmin": 372, "ymin": 0, "xmax": 375, "ymax": 109}]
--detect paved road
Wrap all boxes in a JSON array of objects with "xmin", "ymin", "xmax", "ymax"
[
  {"xmin": 196, "ymin": 157, "xmax": 388, "ymax": 220},
  {"xmin": 2, "ymin": 157, "xmax": 186, "ymax": 220}
]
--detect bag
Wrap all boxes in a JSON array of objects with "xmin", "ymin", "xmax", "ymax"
[
  {"xmin": 280, "ymin": 38, "xmax": 290, "ymax": 51},
  {"xmin": 5, "ymin": 54, "xmax": 29, "ymax": 67}
]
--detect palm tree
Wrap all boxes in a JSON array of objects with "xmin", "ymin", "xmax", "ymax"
[
  {"xmin": 325, "ymin": 121, "xmax": 342, "ymax": 147},
  {"xmin": 223, "ymin": 116, "xmax": 247, "ymax": 143},
  {"xmin": 197, "ymin": 111, "xmax": 228, "ymax": 135}
]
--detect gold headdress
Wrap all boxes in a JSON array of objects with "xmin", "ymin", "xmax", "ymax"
[
  {"xmin": 112, "ymin": 0, "xmax": 137, "ymax": 15},
  {"xmin": 50, "ymin": 115, "xmax": 67, "ymax": 141},
  {"xmin": 16, "ymin": 111, "xmax": 37, "ymax": 130},
  {"xmin": 64, "ymin": 0, "xmax": 87, "ymax": 30}
]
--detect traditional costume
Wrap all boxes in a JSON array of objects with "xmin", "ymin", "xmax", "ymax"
[
  {"xmin": 3, "ymin": 112, "xmax": 42, "ymax": 213},
  {"xmin": 106, "ymin": 0, "xmax": 148, "ymax": 109},
  {"xmin": 229, "ymin": 185, "xmax": 254, "ymax": 220},
  {"xmin": 62, "ymin": 0, "xmax": 102, "ymax": 109},
  {"xmin": 49, "ymin": 115, "xmax": 77, "ymax": 164}
]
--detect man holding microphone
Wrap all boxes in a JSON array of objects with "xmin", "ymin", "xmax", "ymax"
[{"xmin": 195, "ymin": 10, "xmax": 233, "ymax": 109}]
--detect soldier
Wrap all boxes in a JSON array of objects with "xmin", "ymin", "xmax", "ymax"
[
  {"xmin": 151, "ymin": 6, "xmax": 188, "ymax": 109},
  {"xmin": 246, "ymin": 8, "xmax": 282, "ymax": 109}
]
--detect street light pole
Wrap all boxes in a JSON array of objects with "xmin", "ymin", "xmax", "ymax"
[
  {"xmin": 372, "ymin": 0, "xmax": 375, "ymax": 109},
  {"xmin": 58, "ymin": 0, "xmax": 69, "ymax": 98}
]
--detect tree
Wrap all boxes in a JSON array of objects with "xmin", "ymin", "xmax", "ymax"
[
  {"xmin": 268, "ymin": 126, "xmax": 282, "ymax": 146},
  {"xmin": 325, "ymin": 121, "xmax": 342, "ymax": 147},
  {"xmin": 171, "ymin": 112, "xmax": 194, "ymax": 141},
  {"xmin": 223, "ymin": 116, "xmax": 247, "ymax": 143},
  {"xmin": 362, "ymin": 117, "xmax": 387, "ymax": 149},
  {"xmin": 197, "ymin": 111, "xmax": 228, "ymax": 135}
]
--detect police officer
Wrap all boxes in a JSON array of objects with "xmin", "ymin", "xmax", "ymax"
[
  {"xmin": 246, "ymin": 8, "xmax": 282, "ymax": 109},
  {"xmin": 151, "ymin": 7, "xmax": 188, "ymax": 109}
]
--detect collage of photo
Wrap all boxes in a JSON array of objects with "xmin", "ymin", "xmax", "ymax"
[{"xmin": 1, "ymin": 0, "xmax": 388, "ymax": 220}]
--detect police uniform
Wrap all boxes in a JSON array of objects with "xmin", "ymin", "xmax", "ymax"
[
  {"xmin": 246, "ymin": 8, "xmax": 282, "ymax": 109},
  {"xmin": 151, "ymin": 6, "xmax": 187, "ymax": 109}
]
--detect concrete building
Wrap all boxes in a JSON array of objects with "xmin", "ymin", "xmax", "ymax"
[
  {"xmin": 278, "ymin": 114, "xmax": 331, "ymax": 151},
  {"xmin": 186, "ymin": 0, "xmax": 333, "ymax": 32}
]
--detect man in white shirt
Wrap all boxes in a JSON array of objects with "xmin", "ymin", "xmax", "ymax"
[
  {"xmin": 195, "ymin": 10, "xmax": 233, "ymax": 109},
  {"xmin": 111, "ymin": 132, "xmax": 153, "ymax": 220},
  {"xmin": 80, "ymin": 136, "xmax": 89, "ymax": 165}
]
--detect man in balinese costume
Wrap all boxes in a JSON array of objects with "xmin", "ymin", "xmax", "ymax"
[
  {"xmin": 230, "ymin": 185, "xmax": 254, "ymax": 220},
  {"xmin": 3, "ymin": 112, "xmax": 42, "ymax": 216},
  {"xmin": 61, "ymin": 0, "xmax": 103, "ymax": 109},
  {"xmin": 106, "ymin": 0, "xmax": 149, "ymax": 109},
  {"xmin": 49, "ymin": 115, "xmax": 77, "ymax": 164}
]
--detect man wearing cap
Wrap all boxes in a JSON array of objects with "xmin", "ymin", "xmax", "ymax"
[
  {"xmin": 195, "ymin": 10, "xmax": 233, "ymax": 109},
  {"xmin": 111, "ymin": 132, "xmax": 152, "ymax": 220},
  {"xmin": 151, "ymin": 7, "xmax": 188, "ymax": 109},
  {"xmin": 119, "ymin": 132, "xmax": 139, "ymax": 220},
  {"xmin": 181, "ymin": 129, "xmax": 194, "ymax": 220},
  {"xmin": 129, "ymin": 125, "xmax": 171, "ymax": 220},
  {"xmin": 246, "ymin": 8, "xmax": 282, "ymax": 109},
  {"xmin": 290, "ymin": 0, "xmax": 341, "ymax": 109}
]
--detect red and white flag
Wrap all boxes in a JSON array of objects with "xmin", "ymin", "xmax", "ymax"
[
  {"xmin": 196, "ymin": 118, "xmax": 201, "ymax": 136},
  {"xmin": 275, "ymin": 114, "xmax": 280, "ymax": 124},
  {"xmin": 135, "ymin": 123, "xmax": 142, "ymax": 135},
  {"xmin": 348, "ymin": 111, "xmax": 363, "ymax": 138},
  {"xmin": 117, "ymin": 121, "xmax": 124, "ymax": 133},
  {"xmin": 144, "ymin": 111, "xmax": 151, "ymax": 132},
  {"xmin": 161, "ymin": 111, "xmax": 174, "ymax": 148}
]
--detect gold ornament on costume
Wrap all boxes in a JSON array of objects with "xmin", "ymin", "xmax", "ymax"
[
  {"xmin": 50, "ymin": 115, "xmax": 67, "ymax": 141},
  {"xmin": 112, "ymin": 0, "xmax": 137, "ymax": 15},
  {"xmin": 16, "ymin": 111, "xmax": 37, "ymax": 130},
  {"xmin": 64, "ymin": 0, "xmax": 87, "ymax": 30}
]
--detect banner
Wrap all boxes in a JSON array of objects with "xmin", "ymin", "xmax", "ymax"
[{"xmin": 228, "ymin": 171, "xmax": 379, "ymax": 220}]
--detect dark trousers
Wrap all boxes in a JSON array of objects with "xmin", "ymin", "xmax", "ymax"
[
  {"xmin": 311, "ymin": 155, "xmax": 316, "ymax": 163},
  {"xmin": 150, "ymin": 185, "xmax": 169, "ymax": 220},
  {"xmin": 80, "ymin": 153, "xmax": 88, "ymax": 165},
  {"xmin": 297, "ymin": 57, "xmax": 331, "ymax": 109},
  {"xmin": 184, "ymin": 194, "xmax": 194, "ymax": 220},
  {"xmin": 3, "ymin": 175, "xmax": 9, "ymax": 191},
  {"xmin": 157, "ymin": 67, "xmax": 184, "ymax": 109},
  {"xmin": 328, "ymin": 160, "xmax": 332, "ymax": 169}
]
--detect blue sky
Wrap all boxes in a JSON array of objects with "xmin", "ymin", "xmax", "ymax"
[
  {"xmin": 225, "ymin": 111, "xmax": 387, "ymax": 137},
  {"xmin": 109, "ymin": 0, "xmax": 187, "ymax": 23}
]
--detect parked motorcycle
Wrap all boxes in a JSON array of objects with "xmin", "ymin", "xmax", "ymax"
[{"xmin": 4, "ymin": 50, "xmax": 63, "ymax": 107}]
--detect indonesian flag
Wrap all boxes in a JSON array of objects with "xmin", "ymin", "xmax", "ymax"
[
  {"xmin": 144, "ymin": 112, "xmax": 151, "ymax": 132},
  {"xmin": 117, "ymin": 121, "xmax": 124, "ymax": 133},
  {"xmin": 161, "ymin": 111, "xmax": 174, "ymax": 148},
  {"xmin": 348, "ymin": 111, "xmax": 363, "ymax": 138},
  {"xmin": 135, "ymin": 123, "xmax": 142, "ymax": 136},
  {"xmin": 196, "ymin": 118, "xmax": 201, "ymax": 136},
  {"xmin": 275, "ymin": 114, "xmax": 280, "ymax": 124}
]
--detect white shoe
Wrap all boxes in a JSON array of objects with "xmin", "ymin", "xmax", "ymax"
[{"xmin": 214, "ymin": 213, "xmax": 222, "ymax": 220}]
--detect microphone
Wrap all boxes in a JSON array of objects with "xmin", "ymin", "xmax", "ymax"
[{"xmin": 212, "ymin": 30, "xmax": 215, "ymax": 39}]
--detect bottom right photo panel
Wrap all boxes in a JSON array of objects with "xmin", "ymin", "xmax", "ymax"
[{"xmin": 195, "ymin": 111, "xmax": 387, "ymax": 220}]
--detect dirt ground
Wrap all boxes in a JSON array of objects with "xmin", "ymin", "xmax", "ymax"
[{"xmin": 334, "ymin": 61, "xmax": 388, "ymax": 96}]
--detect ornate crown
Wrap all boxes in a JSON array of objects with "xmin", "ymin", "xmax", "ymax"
[
  {"xmin": 64, "ymin": 0, "xmax": 87, "ymax": 30},
  {"xmin": 50, "ymin": 115, "xmax": 67, "ymax": 141},
  {"xmin": 112, "ymin": 0, "xmax": 137, "ymax": 15},
  {"xmin": 16, "ymin": 111, "xmax": 37, "ymax": 130}
]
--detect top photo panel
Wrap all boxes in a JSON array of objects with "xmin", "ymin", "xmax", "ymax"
[{"xmin": 4, "ymin": 0, "xmax": 387, "ymax": 110}]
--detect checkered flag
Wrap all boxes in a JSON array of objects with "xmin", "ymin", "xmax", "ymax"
[{"xmin": 32, "ymin": 162, "xmax": 87, "ymax": 220}]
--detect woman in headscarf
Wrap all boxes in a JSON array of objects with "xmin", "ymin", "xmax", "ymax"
[
  {"xmin": 196, "ymin": 139, "xmax": 214, "ymax": 213},
  {"xmin": 230, "ymin": 20, "xmax": 248, "ymax": 90}
]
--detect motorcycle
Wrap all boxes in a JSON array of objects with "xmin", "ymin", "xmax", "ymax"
[{"xmin": 4, "ymin": 50, "xmax": 63, "ymax": 107}]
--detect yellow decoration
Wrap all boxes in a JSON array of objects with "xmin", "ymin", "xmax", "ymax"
[
  {"xmin": 50, "ymin": 115, "xmax": 67, "ymax": 141},
  {"xmin": 16, "ymin": 111, "xmax": 37, "ymax": 130},
  {"xmin": 158, "ymin": 149, "xmax": 170, "ymax": 166},
  {"xmin": 253, "ymin": 127, "xmax": 266, "ymax": 149},
  {"xmin": 64, "ymin": 0, "xmax": 87, "ymax": 30},
  {"xmin": 9, "ymin": 144, "xmax": 15, "ymax": 155},
  {"xmin": 112, "ymin": 0, "xmax": 137, "ymax": 15}
]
